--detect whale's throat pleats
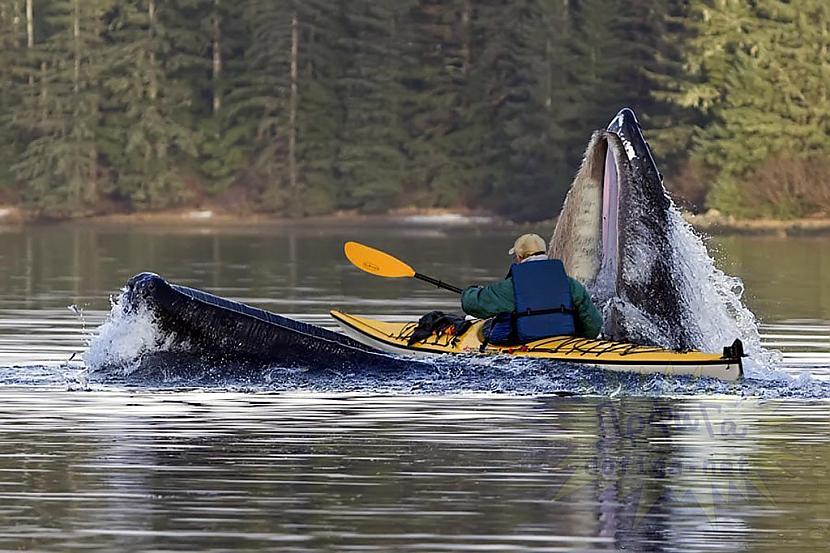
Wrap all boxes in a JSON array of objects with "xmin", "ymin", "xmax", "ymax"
[
  {"xmin": 551, "ymin": 131, "xmax": 627, "ymax": 297},
  {"xmin": 549, "ymin": 132, "xmax": 606, "ymax": 286}
]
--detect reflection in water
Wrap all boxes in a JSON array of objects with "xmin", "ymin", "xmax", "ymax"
[{"xmin": 0, "ymin": 393, "xmax": 827, "ymax": 551}]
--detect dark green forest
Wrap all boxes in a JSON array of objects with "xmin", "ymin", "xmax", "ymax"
[{"xmin": 0, "ymin": 0, "xmax": 827, "ymax": 220}]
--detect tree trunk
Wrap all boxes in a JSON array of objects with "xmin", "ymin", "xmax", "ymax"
[
  {"xmin": 12, "ymin": 1, "xmax": 20, "ymax": 49},
  {"xmin": 288, "ymin": 11, "xmax": 299, "ymax": 213},
  {"xmin": 26, "ymin": 0, "xmax": 33, "ymax": 87},
  {"xmin": 821, "ymin": 21, "xmax": 828, "ymax": 106},
  {"xmin": 71, "ymin": 2, "xmax": 80, "ymax": 204},
  {"xmin": 461, "ymin": 0, "xmax": 471, "ymax": 76},
  {"xmin": 306, "ymin": 23, "xmax": 314, "ymax": 75},
  {"xmin": 148, "ymin": 0, "xmax": 157, "ymax": 100},
  {"xmin": 39, "ymin": 60, "xmax": 46, "ymax": 118},
  {"xmin": 29, "ymin": 0, "xmax": 47, "ymax": 116},
  {"xmin": 87, "ymin": 143, "xmax": 97, "ymax": 203},
  {"xmin": 73, "ymin": 0, "xmax": 79, "ymax": 93},
  {"xmin": 544, "ymin": 38, "xmax": 551, "ymax": 110},
  {"xmin": 1, "ymin": 2, "xmax": 6, "ymax": 105},
  {"xmin": 212, "ymin": 0, "xmax": 221, "ymax": 112}
]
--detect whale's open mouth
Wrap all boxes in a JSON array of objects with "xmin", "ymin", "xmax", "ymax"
[
  {"xmin": 552, "ymin": 108, "xmax": 682, "ymax": 346},
  {"xmin": 600, "ymin": 139, "xmax": 621, "ymax": 290},
  {"xmin": 550, "ymin": 111, "xmax": 648, "ymax": 304},
  {"xmin": 550, "ymin": 108, "xmax": 762, "ymax": 353},
  {"xmin": 598, "ymin": 109, "xmax": 665, "ymax": 300}
]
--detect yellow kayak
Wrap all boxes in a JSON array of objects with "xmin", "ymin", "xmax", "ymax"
[{"xmin": 330, "ymin": 310, "xmax": 743, "ymax": 381}]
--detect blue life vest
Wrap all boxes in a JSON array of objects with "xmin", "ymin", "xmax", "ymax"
[{"xmin": 485, "ymin": 259, "xmax": 576, "ymax": 345}]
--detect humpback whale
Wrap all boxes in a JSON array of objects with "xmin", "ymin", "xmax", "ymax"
[{"xmin": 551, "ymin": 108, "xmax": 749, "ymax": 352}]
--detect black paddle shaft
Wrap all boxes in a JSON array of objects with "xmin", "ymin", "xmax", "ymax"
[{"xmin": 414, "ymin": 272, "xmax": 463, "ymax": 294}]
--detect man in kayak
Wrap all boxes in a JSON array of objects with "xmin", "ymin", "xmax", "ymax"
[{"xmin": 461, "ymin": 233, "xmax": 602, "ymax": 344}]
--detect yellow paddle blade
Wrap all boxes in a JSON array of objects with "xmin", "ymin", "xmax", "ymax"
[{"xmin": 344, "ymin": 241, "xmax": 416, "ymax": 278}]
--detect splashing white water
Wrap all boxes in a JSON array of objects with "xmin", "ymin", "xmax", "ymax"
[
  {"xmin": 601, "ymin": 297, "xmax": 676, "ymax": 350},
  {"xmin": 663, "ymin": 205, "xmax": 781, "ymax": 375},
  {"xmin": 84, "ymin": 291, "xmax": 174, "ymax": 375},
  {"xmin": 594, "ymin": 198, "xmax": 781, "ymax": 377}
]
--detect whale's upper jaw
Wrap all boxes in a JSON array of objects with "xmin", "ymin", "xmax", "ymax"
[{"xmin": 606, "ymin": 107, "xmax": 663, "ymax": 185}]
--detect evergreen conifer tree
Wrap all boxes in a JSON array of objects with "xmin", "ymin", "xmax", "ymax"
[
  {"xmin": 191, "ymin": 1, "xmax": 252, "ymax": 194},
  {"xmin": 218, "ymin": 0, "xmax": 293, "ymax": 210},
  {"xmin": 470, "ymin": 0, "xmax": 560, "ymax": 220},
  {"xmin": 0, "ymin": 1, "xmax": 26, "ymax": 190},
  {"xmin": 10, "ymin": 0, "xmax": 110, "ymax": 213},
  {"xmin": 292, "ymin": 0, "xmax": 345, "ymax": 215},
  {"xmin": 670, "ymin": 0, "xmax": 830, "ymax": 216},
  {"xmin": 399, "ymin": 0, "xmax": 482, "ymax": 208},
  {"xmin": 98, "ymin": 0, "xmax": 197, "ymax": 208},
  {"xmin": 334, "ymin": 0, "xmax": 411, "ymax": 212}
]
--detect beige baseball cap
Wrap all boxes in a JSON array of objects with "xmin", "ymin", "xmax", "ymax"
[{"xmin": 508, "ymin": 233, "xmax": 547, "ymax": 257}]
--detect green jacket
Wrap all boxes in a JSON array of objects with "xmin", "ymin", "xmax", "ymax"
[{"xmin": 461, "ymin": 275, "xmax": 603, "ymax": 339}]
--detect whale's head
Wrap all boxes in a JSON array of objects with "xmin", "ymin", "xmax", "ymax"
[{"xmin": 550, "ymin": 108, "xmax": 694, "ymax": 349}]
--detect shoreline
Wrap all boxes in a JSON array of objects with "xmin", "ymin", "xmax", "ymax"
[
  {"xmin": 0, "ymin": 205, "xmax": 507, "ymax": 229},
  {"xmin": 2, "ymin": 205, "xmax": 830, "ymax": 236},
  {"xmin": 682, "ymin": 212, "xmax": 830, "ymax": 237}
]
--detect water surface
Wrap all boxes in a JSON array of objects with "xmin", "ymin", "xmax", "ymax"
[{"xmin": 0, "ymin": 222, "xmax": 828, "ymax": 551}]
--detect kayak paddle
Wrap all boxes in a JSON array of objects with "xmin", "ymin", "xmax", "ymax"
[{"xmin": 344, "ymin": 241, "xmax": 464, "ymax": 294}]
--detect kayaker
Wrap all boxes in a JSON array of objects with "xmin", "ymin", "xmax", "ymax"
[{"xmin": 461, "ymin": 233, "xmax": 602, "ymax": 344}]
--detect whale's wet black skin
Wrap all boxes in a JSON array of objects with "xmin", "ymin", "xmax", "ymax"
[{"xmin": 120, "ymin": 272, "xmax": 419, "ymax": 375}]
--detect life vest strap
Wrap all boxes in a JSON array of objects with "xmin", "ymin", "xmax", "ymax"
[{"xmin": 513, "ymin": 305, "xmax": 576, "ymax": 318}]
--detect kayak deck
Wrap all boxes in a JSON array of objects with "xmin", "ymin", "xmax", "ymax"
[{"xmin": 330, "ymin": 310, "xmax": 743, "ymax": 381}]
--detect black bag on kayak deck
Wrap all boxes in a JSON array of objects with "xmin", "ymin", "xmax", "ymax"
[{"xmin": 408, "ymin": 311, "xmax": 472, "ymax": 345}]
